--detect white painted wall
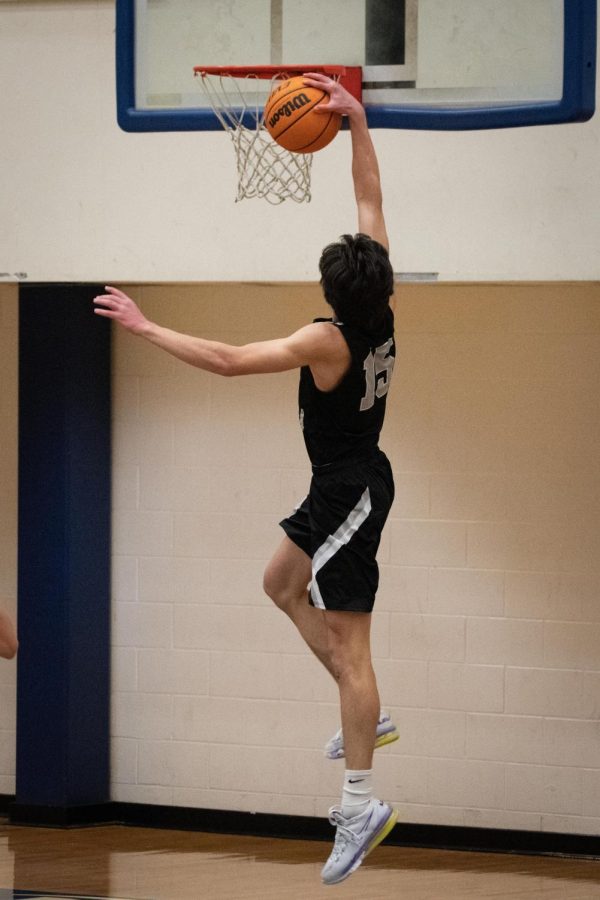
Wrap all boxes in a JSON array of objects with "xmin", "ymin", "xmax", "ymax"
[{"xmin": 0, "ymin": 1, "xmax": 599, "ymax": 282}]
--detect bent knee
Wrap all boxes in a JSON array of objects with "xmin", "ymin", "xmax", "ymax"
[
  {"xmin": 262, "ymin": 562, "xmax": 278, "ymax": 601},
  {"xmin": 263, "ymin": 571, "xmax": 311, "ymax": 617},
  {"xmin": 263, "ymin": 567, "xmax": 293, "ymax": 612}
]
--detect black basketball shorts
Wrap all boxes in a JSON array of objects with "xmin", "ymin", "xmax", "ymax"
[{"xmin": 279, "ymin": 450, "xmax": 394, "ymax": 613}]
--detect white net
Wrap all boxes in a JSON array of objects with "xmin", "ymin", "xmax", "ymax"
[{"xmin": 197, "ymin": 71, "xmax": 314, "ymax": 204}]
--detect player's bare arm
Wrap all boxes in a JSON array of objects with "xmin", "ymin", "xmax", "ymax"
[
  {"xmin": 303, "ymin": 73, "xmax": 389, "ymax": 251},
  {"xmin": 94, "ymin": 286, "xmax": 350, "ymax": 385}
]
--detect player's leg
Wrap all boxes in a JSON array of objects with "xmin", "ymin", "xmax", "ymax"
[
  {"xmin": 317, "ymin": 465, "xmax": 398, "ymax": 761},
  {"xmin": 321, "ymin": 608, "xmax": 397, "ymax": 885},
  {"xmin": 263, "ymin": 536, "xmax": 335, "ymax": 677},
  {"xmin": 0, "ymin": 609, "xmax": 18, "ymax": 660},
  {"xmin": 265, "ymin": 535, "xmax": 398, "ymax": 763},
  {"xmin": 325, "ymin": 610, "xmax": 379, "ymax": 769}
]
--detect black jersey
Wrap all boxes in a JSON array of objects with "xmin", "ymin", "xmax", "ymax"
[{"xmin": 298, "ymin": 307, "xmax": 395, "ymax": 468}]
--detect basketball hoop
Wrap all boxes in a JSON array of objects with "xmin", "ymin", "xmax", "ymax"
[{"xmin": 194, "ymin": 66, "xmax": 362, "ymax": 205}]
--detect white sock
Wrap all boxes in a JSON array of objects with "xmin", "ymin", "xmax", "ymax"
[{"xmin": 341, "ymin": 769, "xmax": 373, "ymax": 819}]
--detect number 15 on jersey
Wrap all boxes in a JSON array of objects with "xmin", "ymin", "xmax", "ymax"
[{"xmin": 360, "ymin": 338, "xmax": 395, "ymax": 412}]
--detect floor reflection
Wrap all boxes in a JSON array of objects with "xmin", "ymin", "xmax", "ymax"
[
  {"xmin": 0, "ymin": 892, "xmax": 132, "ymax": 900},
  {"xmin": 1, "ymin": 824, "xmax": 599, "ymax": 900}
]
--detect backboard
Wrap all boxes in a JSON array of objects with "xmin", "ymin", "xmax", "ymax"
[{"xmin": 116, "ymin": 0, "xmax": 596, "ymax": 132}]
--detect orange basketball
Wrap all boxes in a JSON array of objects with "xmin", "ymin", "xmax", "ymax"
[{"xmin": 264, "ymin": 76, "xmax": 342, "ymax": 154}]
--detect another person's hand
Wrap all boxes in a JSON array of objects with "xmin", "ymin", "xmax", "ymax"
[{"xmin": 0, "ymin": 609, "xmax": 18, "ymax": 660}]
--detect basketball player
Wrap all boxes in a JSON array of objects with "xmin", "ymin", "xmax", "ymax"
[
  {"xmin": 0, "ymin": 609, "xmax": 18, "ymax": 660},
  {"xmin": 94, "ymin": 73, "xmax": 398, "ymax": 885}
]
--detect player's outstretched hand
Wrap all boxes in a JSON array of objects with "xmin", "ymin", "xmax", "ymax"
[
  {"xmin": 302, "ymin": 72, "xmax": 363, "ymax": 117},
  {"xmin": 93, "ymin": 286, "xmax": 148, "ymax": 334}
]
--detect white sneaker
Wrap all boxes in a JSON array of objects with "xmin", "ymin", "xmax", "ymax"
[
  {"xmin": 324, "ymin": 711, "xmax": 399, "ymax": 760},
  {"xmin": 321, "ymin": 798, "xmax": 398, "ymax": 885}
]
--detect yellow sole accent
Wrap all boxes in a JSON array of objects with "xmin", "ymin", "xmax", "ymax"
[
  {"xmin": 365, "ymin": 808, "xmax": 399, "ymax": 858},
  {"xmin": 375, "ymin": 730, "xmax": 399, "ymax": 750}
]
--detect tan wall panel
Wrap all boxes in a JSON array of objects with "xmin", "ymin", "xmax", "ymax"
[{"xmin": 110, "ymin": 280, "xmax": 600, "ymax": 831}]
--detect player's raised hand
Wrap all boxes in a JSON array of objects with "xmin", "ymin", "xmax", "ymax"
[
  {"xmin": 93, "ymin": 286, "xmax": 148, "ymax": 334},
  {"xmin": 302, "ymin": 72, "xmax": 363, "ymax": 117}
]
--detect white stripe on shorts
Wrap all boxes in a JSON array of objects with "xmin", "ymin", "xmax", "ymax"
[{"xmin": 310, "ymin": 487, "xmax": 372, "ymax": 610}]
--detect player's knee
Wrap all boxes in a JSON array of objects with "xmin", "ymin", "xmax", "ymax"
[
  {"xmin": 329, "ymin": 646, "xmax": 353, "ymax": 683},
  {"xmin": 326, "ymin": 626, "xmax": 371, "ymax": 684},
  {"xmin": 263, "ymin": 565, "xmax": 289, "ymax": 611},
  {"xmin": 331, "ymin": 650, "xmax": 372, "ymax": 686},
  {"xmin": 327, "ymin": 636, "xmax": 352, "ymax": 682}
]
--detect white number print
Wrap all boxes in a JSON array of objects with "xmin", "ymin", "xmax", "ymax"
[{"xmin": 360, "ymin": 338, "xmax": 395, "ymax": 412}]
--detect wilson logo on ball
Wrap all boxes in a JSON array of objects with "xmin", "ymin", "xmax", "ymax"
[{"xmin": 267, "ymin": 93, "xmax": 311, "ymax": 128}]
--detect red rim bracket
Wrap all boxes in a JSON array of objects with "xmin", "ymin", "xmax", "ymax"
[{"xmin": 194, "ymin": 65, "xmax": 363, "ymax": 104}]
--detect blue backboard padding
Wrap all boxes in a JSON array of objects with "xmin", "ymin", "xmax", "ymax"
[{"xmin": 116, "ymin": 0, "xmax": 596, "ymax": 131}]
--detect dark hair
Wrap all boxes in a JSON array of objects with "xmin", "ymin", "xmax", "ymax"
[{"xmin": 318, "ymin": 233, "xmax": 394, "ymax": 332}]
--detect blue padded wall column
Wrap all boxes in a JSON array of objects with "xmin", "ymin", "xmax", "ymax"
[{"xmin": 14, "ymin": 283, "xmax": 111, "ymax": 825}]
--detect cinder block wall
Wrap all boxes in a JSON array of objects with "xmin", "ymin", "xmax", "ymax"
[{"xmin": 110, "ymin": 281, "xmax": 600, "ymax": 835}]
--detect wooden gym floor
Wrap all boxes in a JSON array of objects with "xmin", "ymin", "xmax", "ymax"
[{"xmin": 1, "ymin": 821, "xmax": 600, "ymax": 900}]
